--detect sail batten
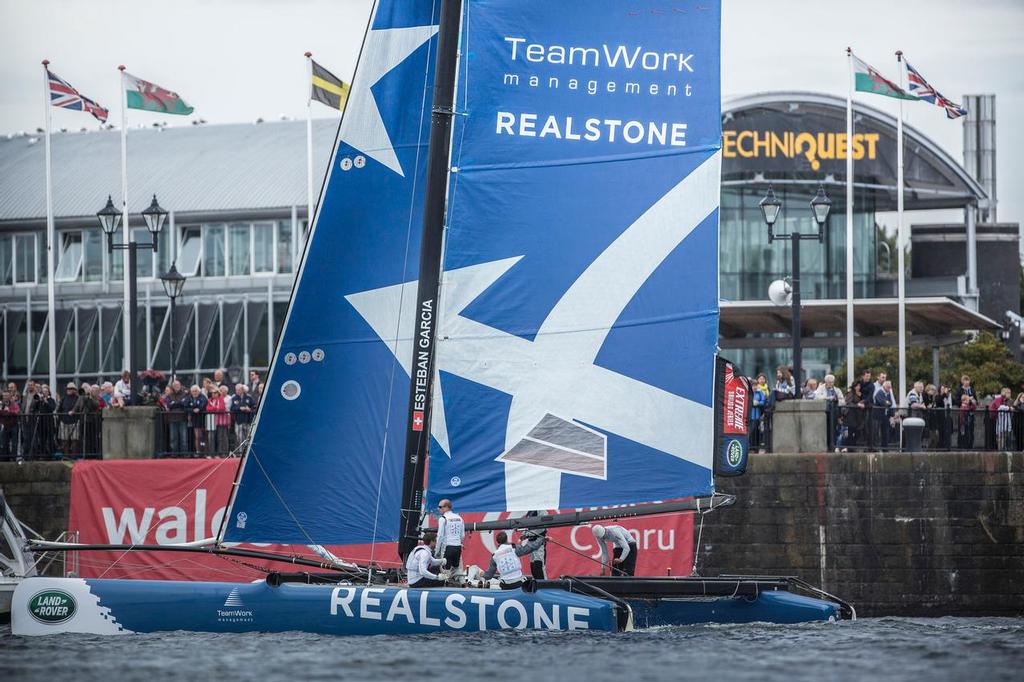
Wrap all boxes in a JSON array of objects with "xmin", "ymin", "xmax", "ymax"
[{"xmin": 425, "ymin": 0, "xmax": 723, "ymax": 512}]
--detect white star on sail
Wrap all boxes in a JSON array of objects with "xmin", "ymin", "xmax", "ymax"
[
  {"xmin": 339, "ymin": 23, "xmax": 438, "ymax": 177},
  {"xmin": 346, "ymin": 152, "xmax": 721, "ymax": 509}
]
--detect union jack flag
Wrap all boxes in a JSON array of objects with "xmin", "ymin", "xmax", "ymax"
[
  {"xmin": 905, "ymin": 60, "xmax": 968, "ymax": 120},
  {"xmin": 47, "ymin": 69, "xmax": 109, "ymax": 123}
]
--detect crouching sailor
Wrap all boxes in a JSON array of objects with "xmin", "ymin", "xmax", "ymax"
[
  {"xmin": 591, "ymin": 524, "xmax": 638, "ymax": 576},
  {"xmin": 482, "ymin": 531, "xmax": 547, "ymax": 590},
  {"xmin": 407, "ymin": 531, "xmax": 445, "ymax": 588}
]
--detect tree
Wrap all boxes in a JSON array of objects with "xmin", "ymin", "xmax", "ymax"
[{"xmin": 835, "ymin": 332, "xmax": 1024, "ymax": 397}]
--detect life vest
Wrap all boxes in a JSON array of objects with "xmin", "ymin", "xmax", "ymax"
[
  {"xmin": 493, "ymin": 543, "xmax": 523, "ymax": 583},
  {"xmin": 441, "ymin": 511, "xmax": 465, "ymax": 547}
]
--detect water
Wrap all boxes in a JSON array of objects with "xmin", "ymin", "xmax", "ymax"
[{"xmin": 2, "ymin": 618, "xmax": 1022, "ymax": 681}]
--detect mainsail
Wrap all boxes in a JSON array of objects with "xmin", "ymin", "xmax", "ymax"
[
  {"xmin": 221, "ymin": 0, "xmax": 440, "ymax": 545},
  {"xmin": 427, "ymin": 0, "xmax": 723, "ymax": 511}
]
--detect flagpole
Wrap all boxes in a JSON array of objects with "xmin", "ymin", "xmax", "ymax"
[
  {"xmin": 845, "ymin": 47, "xmax": 855, "ymax": 389},
  {"xmin": 895, "ymin": 50, "xmax": 907, "ymax": 405},
  {"xmin": 42, "ymin": 60, "xmax": 57, "ymax": 391},
  {"xmin": 118, "ymin": 65, "xmax": 131, "ymax": 375},
  {"xmin": 305, "ymin": 52, "xmax": 315, "ymax": 225}
]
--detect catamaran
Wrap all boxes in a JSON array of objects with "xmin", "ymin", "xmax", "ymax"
[{"xmin": 13, "ymin": 0, "xmax": 851, "ymax": 636}]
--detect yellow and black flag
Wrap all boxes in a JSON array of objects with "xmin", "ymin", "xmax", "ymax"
[{"xmin": 310, "ymin": 59, "xmax": 350, "ymax": 111}]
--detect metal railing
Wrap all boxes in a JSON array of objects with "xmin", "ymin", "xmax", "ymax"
[
  {"xmin": 154, "ymin": 409, "xmax": 251, "ymax": 458},
  {"xmin": 0, "ymin": 412, "xmax": 103, "ymax": 461},
  {"xmin": 754, "ymin": 404, "xmax": 1024, "ymax": 452}
]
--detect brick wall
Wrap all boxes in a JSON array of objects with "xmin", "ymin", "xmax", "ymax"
[
  {"xmin": 697, "ymin": 452, "xmax": 1024, "ymax": 616},
  {"xmin": 0, "ymin": 461, "xmax": 73, "ymax": 546}
]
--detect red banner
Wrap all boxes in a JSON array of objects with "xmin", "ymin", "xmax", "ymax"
[{"xmin": 69, "ymin": 460, "xmax": 693, "ymax": 582}]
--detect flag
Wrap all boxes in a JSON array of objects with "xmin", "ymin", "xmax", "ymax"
[
  {"xmin": 310, "ymin": 59, "xmax": 350, "ymax": 111},
  {"xmin": 46, "ymin": 69, "xmax": 108, "ymax": 122},
  {"xmin": 905, "ymin": 60, "xmax": 968, "ymax": 119},
  {"xmin": 852, "ymin": 53, "xmax": 917, "ymax": 100},
  {"xmin": 123, "ymin": 72, "xmax": 194, "ymax": 115}
]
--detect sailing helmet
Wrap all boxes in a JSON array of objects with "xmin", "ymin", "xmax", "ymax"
[{"xmin": 591, "ymin": 524, "xmax": 606, "ymax": 540}]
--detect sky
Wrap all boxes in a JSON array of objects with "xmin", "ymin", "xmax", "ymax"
[{"xmin": 1, "ymin": 0, "xmax": 1021, "ymax": 238}]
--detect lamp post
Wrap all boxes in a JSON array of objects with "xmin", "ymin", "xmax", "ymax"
[
  {"xmin": 98, "ymin": 194, "xmax": 167, "ymax": 403},
  {"xmin": 160, "ymin": 264, "xmax": 187, "ymax": 382},
  {"xmin": 760, "ymin": 184, "xmax": 831, "ymax": 392}
]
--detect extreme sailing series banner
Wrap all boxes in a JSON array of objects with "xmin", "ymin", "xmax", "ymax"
[{"xmin": 68, "ymin": 460, "xmax": 694, "ymax": 582}]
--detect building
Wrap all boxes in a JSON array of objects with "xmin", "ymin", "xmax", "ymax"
[{"xmin": 0, "ymin": 92, "xmax": 1014, "ymax": 386}]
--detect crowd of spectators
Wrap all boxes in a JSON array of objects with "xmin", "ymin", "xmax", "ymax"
[
  {"xmin": 0, "ymin": 369, "xmax": 265, "ymax": 461},
  {"xmin": 746, "ymin": 366, "xmax": 1023, "ymax": 452}
]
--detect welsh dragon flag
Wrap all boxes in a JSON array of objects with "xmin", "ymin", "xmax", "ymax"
[
  {"xmin": 123, "ymin": 72, "xmax": 194, "ymax": 115},
  {"xmin": 852, "ymin": 53, "xmax": 917, "ymax": 100}
]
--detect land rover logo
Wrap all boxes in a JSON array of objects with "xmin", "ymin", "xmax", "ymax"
[
  {"xmin": 727, "ymin": 439, "xmax": 743, "ymax": 467},
  {"xmin": 28, "ymin": 590, "xmax": 77, "ymax": 624}
]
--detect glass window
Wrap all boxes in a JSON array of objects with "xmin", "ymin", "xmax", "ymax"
[
  {"xmin": 0, "ymin": 235, "xmax": 13, "ymax": 285},
  {"xmin": 38, "ymin": 234, "xmax": 47, "ymax": 284},
  {"xmin": 229, "ymin": 223, "xmax": 251, "ymax": 276},
  {"xmin": 84, "ymin": 228, "xmax": 104, "ymax": 282},
  {"xmin": 155, "ymin": 226, "xmax": 172, "ymax": 277},
  {"xmin": 178, "ymin": 226, "xmax": 202, "ymax": 276},
  {"xmin": 132, "ymin": 227, "xmax": 154, "ymax": 278},
  {"xmin": 108, "ymin": 228, "xmax": 123, "ymax": 281},
  {"xmin": 277, "ymin": 220, "xmax": 293, "ymax": 274},
  {"xmin": 14, "ymin": 234, "xmax": 36, "ymax": 283},
  {"xmin": 203, "ymin": 224, "xmax": 225, "ymax": 277},
  {"xmin": 54, "ymin": 232, "xmax": 83, "ymax": 282},
  {"xmin": 253, "ymin": 222, "xmax": 274, "ymax": 274}
]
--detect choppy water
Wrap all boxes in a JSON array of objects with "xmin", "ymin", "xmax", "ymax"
[{"xmin": 2, "ymin": 618, "xmax": 1022, "ymax": 681}]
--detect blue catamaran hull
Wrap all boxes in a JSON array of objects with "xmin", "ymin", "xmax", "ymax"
[
  {"xmin": 11, "ymin": 576, "xmax": 841, "ymax": 636},
  {"xmin": 11, "ymin": 577, "xmax": 619, "ymax": 636}
]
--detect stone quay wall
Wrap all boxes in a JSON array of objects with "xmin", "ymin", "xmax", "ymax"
[
  {"xmin": 697, "ymin": 451, "xmax": 1023, "ymax": 617},
  {"xmin": 2, "ymin": 453, "xmax": 1022, "ymax": 616}
]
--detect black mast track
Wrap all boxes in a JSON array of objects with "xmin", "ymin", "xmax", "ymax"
[
  {"xmin": 465, "ymin": 495, "xmax": 736, "ymax": 533},
  {"xmin": 397, "ymin": 0, "xmax": 464, "ymax": 562}
]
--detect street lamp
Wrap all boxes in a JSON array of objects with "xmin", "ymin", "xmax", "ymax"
[
  {"xmin": 759, "ymin": 184, "xmax": 831, "ymax": 392},
  {"xmin": 159, "ymin": 263, "xmax": 187, "ymax": 382},
  {"xmin": 98, "ymin": 194, "xmax": 167, "ymax": 404}
]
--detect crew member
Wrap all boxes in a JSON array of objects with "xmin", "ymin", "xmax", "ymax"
[
  {"xmin": 406, "ymin": 531, "xmax": 445, "ymax": 588},
  {"xmin": 591, "ymin": 524, "xmax": 638, "ymax": 577},
  {"xmin": 435, "ymin": 498, "xmax": 465, "ymax": 573},
  {"xmin": 482, "ymin": 531, "xmax": 547, "ymax": 590}
]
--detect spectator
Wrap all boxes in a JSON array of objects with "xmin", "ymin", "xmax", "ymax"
[
  {"xmin": 905, "ymin": 381, "xmax": 926, "ymax": 411},
  {"xmin": 858, "ymin": 370, "xmax": 874, "ymax": 404},
  {"xmin": 37, "ymin": 384, "xmax": 57, "ymax": 456},
  {"xmin": 21, "ymin": 380, "xmax": 44, "ymax": 457},
  {"xmin": 202, "ymin": 377, "xmax": 214, "ymax": 396},
  {"xmin": 993, "ymin": 388, "xmax": 1013, "ymax": 450},
  {"xmin": 79, "ymin": 386, "xmax": 104, "ymax": 455},
  {"xmin": 749, "ymin": 375, "xmax": 766, "ymax": 450},
  {"xmin": 99, "ymin": 382, "xmax": 116, "ymax": 408},
  {"xmin": 207, "ymin": 385, "xmax": 231, "ymax": 455},
  {"xmin": 873, "ymin": 379, "xmax": 895, "ymax": 448},
  {"xmin": 957, "ymin": 393, "xmax": 975, "ymax": 449},
  {"xmin": 165, "ymin": 380, "xmax": 189, "ymax": 455},
  {"xmin": 842, "ymin": 383, "xmax": 866, "ymax": 449},
  {"xmin": 937, "ymin": 385, "xmax": 954, "ymax": 449},
  {"xmin": 114, "ymin": 371, "xmax": 132, "ymax": 405},
  {"xmin": 802, "ymin": 377, "xmax": 819, "ymax": 400},
  {"xmin": 249, "ymin": 370, "xmax": 264, "ymax": 404},
  {"xmin": 58, "ymin": 382, "xmax": 81, "ymax": 455},
  {"xmin": 182, "ymin": 385, "xmax": 208, "ymax": 455},
  {"xmin": 0, "ymin": 390, "xmax": 21, "ymax": 459},
  {"xmin": 873, "ymin": 372, "xmax": 888, "ymax": 398},
  {"xmin": 954, "ymin": 374, "xmax": 977, "ymax": 409},
  {"xmin": 773, "ymin": 366, "xmax": 794, "ymax": 402},
  {"xmin": 230, "ymin": 384, "xmax": 257, "ymax": 448},
  {"xmin": 815, "ymin": 374, "xmax": 845, "ymax": 450}
]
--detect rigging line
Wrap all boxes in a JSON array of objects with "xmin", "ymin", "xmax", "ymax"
[
  {"xmin": 246, "ymin": 447, "xmax": 322, "ymax": 550},
  {"xmin": 539, "ymin": 533, "xmax": 610, "ymax": 574},
  {"xmin": 448, "ymin": 0, "xmax": 471, "ymax": 203},
  {"xmin": 97, "ymin": 454, "xmax": 239, "ymax": 579},
  {"xmin": 367, "ymin": 0, "xmax": 441, "ymax": 576}
]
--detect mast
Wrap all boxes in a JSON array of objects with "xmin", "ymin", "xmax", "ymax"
[{"xmin": 397, "ymin": 0, "xmax": 463, "ymax": 561}]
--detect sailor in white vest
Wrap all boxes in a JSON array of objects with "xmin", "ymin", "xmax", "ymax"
[
  {"xmin": 435, "ymin": 498, "xmax": 465, "ymax": 573},
  {"xmin": 591, "ymin": 524, "xmax": 639, "ymax": 577},
  {"xmin": 481, "ymin": 531, "xmax": 547, "ymax": 590},
  {"xmin": 406, "ymin": 531, "xmax": 445, "ymax": 588}
]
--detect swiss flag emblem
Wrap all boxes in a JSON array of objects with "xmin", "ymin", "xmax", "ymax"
[{"xmin": 412, "ymin": 411, "xmax": 424, "ymax": 431}]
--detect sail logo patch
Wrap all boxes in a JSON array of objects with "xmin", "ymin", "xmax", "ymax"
[
  {"xmin": 235, "ymin": 512, "xmax": 247, "ymax": 529},
  {"xmin": 412, "ymin": 411, "xmax": 425, "ymax": 431},
  {"xmin": 727, "ymin": 439, "xmax": 743, "ymax": 467},
  {"xmin": 28, "ymin": 590, "xmax": 76, "ymax": 624}
]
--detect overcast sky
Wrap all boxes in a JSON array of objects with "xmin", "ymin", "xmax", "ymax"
[{"xmin": 1, "ymin": 0, "xmax": 1021, "ymax": 238}]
